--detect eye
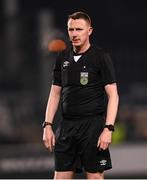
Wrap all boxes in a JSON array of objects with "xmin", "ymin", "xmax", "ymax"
[
  {"xmin": 68, "ymin": 28, "xmax": 74, "ymax": 31},
  {"xmin": 76, "ymin": 28, "xmax": 83, "ymax": 31}
]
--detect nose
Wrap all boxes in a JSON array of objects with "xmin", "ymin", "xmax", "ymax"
[{"xmin": 72, "ymin": 30, "xmax": 78, "ymax": 36}]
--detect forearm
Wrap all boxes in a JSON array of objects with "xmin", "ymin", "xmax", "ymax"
[
  {"xmin": 105, "ymin": 93, "xmax": 119, "ymax": 125},
  {"xmin": 45, "ymin": 85, "xmax": 61, "ymax": 123}
]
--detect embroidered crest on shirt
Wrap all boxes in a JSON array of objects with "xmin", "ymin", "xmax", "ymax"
[
  {"xmin": 80, "ymin": 72, "xmax": 88, "ymax": 85},
  {"xmin": 63, "ymin": 61, "xmax": 70, "ymax": 68}
]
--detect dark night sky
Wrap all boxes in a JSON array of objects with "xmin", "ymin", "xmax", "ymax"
[
  {"xmin": 0, "ymin": 0, "xmax": 146, "ymax": 48},
  {"xmin": 18, "ymin": 0, "xmax": 147, "ymax": 48}
]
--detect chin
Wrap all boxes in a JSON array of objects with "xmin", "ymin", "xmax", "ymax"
[{"xmin": 72, "ymin": 42, "xmax": 81, "ymax": 47}]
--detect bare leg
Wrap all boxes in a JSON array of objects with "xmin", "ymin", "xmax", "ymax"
[
  {"xmin": 54, "ymin": 171, "xmax": 75, "ymax": 179},
  {"xmin": 86, "ymin": 171, "xmax": 104, "ymax": 179}
]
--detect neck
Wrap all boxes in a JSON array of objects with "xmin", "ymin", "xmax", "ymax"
[{"xmin": 73, "ymin": 43, "xmax": 91, "ymax": 54}]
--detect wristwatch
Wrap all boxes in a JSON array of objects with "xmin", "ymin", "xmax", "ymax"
[
  {"xmin": 42, "ymin": 121, "xmax": 53, "ymax": 128},
  {"xmin": 104, "ymin": 124, "xmax": 114, "ymax": 131}
]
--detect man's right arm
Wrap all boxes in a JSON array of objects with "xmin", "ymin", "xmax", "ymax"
[
  {"xmin": 45, "ymin": 85, "xmax": 62, "ymax": 124},
  {"xmin": 43, "ymin": 85, "xmax": 62, "ymax": 152}
]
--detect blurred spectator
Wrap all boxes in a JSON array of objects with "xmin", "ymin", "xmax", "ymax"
[{"xmin": 0, "ymin": 98, "xmax": 16, "ymax": 143}]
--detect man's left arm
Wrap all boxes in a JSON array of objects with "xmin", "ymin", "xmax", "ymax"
[{"xmin": 97, "ymin": 83, "xmax": 119, "ymax": 150}]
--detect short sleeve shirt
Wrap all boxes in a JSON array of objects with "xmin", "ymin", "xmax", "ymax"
[{"xmin": 52, "ymin": 45, "xmax": 116, "ymax": 119}]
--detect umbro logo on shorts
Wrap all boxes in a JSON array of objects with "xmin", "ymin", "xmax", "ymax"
[{"xmin": 100, "ymin": 159, "xmax": 107, "ymax": 166}]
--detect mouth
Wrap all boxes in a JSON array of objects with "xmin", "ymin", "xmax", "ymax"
[{"xmin": 72, "ymin": 39, "xmax": 80, "ymax": 44}]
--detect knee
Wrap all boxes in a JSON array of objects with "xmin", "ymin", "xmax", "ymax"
[
  {"xmin": 54, "ymin": 171, "xmax": 74, "ymax": 179},
  {"xmin": 86, "ymin": 171, "xmax": 104, "ymax": 179}
]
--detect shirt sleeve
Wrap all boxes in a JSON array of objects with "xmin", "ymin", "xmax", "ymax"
[
  {"xmin": 52, "ymin": 52, "xmax": 63, "ymax": 86},
  {"xmin": 100, "ymin": 52, "xmax": 116, "ymax": 86}
]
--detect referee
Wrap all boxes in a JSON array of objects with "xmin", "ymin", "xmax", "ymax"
[{"xmin": 43, "ymin": 11, "xmax": 119, "ymax": 179}]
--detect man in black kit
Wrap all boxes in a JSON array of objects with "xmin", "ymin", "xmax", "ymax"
[{"xmin": 43, "ymin": 11, "xmax": 119, "ymax": 179}]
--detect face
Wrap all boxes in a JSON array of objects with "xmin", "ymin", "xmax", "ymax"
[{"xmin": 67, "ymin": 18, "xmax": 92, "ymax": 49}]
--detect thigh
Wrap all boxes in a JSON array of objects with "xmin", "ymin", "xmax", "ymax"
[
  {"xmin": 80, "ymin": 116, "xmax": 112, "ymax": 173},
  {"xmin": 54, "ymin": 121, "xmax": 78, "ymax": 172},
  {"xmin": 82, "ymin": 147, "xmax": 112, "ymax": 173}
]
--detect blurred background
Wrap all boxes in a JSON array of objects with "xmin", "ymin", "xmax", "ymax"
[{"xmin": 0, "ymin": 0, "xmax": 147, "ymax": 179}]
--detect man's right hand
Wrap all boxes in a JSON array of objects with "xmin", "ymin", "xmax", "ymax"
[{"xmin": 43, "ymin": 126, "xmax": 55, "ymax": 152}]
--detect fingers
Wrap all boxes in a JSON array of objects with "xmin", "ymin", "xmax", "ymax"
[
  {"xmin": 43, "ymin": 135, "xmax": 55, "ymax": 152},
  {"xmin": 52, "ymin": 135, "xmax": 55, "ymax": 147},
  {"xmin": 97, "ymin": 138, "xmax": 100, "ymax": 148},
  {"xmin": 99, "ymin": 142, "xmax": 109, "ymax": 150},
  {"xmin": 97, "ymin": 139, "xmax": 110, "ymax": 150},
  {"xmin": 44, "ymin": 140, "xmax": 53, "ymax": 152}
]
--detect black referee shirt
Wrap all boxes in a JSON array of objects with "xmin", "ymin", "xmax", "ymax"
[{"xmin": 52, "ymin": 45, "xmax": 116, "ymax": 119}]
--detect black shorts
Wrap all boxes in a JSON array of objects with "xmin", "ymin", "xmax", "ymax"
[{"xmin": 54, "ymin": 115, "xmax": 112, "ymax": 173}]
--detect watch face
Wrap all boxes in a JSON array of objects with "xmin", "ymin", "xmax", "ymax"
[
  {"xmin": 105, "ymin": 125, "xmax": 114, "ymax": 131},
  {"xmin": 42, "ymin": 121, "xmax": 53, "ymax": 128},
  {"xmin": 109, "ymin": 125, "xmax": 113, "ymax": 130}
]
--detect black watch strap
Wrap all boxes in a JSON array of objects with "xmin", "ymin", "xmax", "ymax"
[
  {"xmin": 42, "ymin": 121, "xmax": 53, "ymax": 128},
  {"xmin": 104, "ymin": 124, "xmax": 114, "ymax": 131}
]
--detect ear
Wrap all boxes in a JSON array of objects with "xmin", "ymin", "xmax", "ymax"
[{"xmin": 88, "ymin": 27, "xmax": 93, "ymax": 36}]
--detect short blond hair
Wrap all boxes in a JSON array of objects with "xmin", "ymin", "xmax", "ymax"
[{"xmin": 68, "ymin": 11, "xmax": 92, "ymax": 26}]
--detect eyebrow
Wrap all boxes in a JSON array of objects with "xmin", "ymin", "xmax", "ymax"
[{"xmin": 68, "ymin": 28, "xmax": 83, "ymax": 30}]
